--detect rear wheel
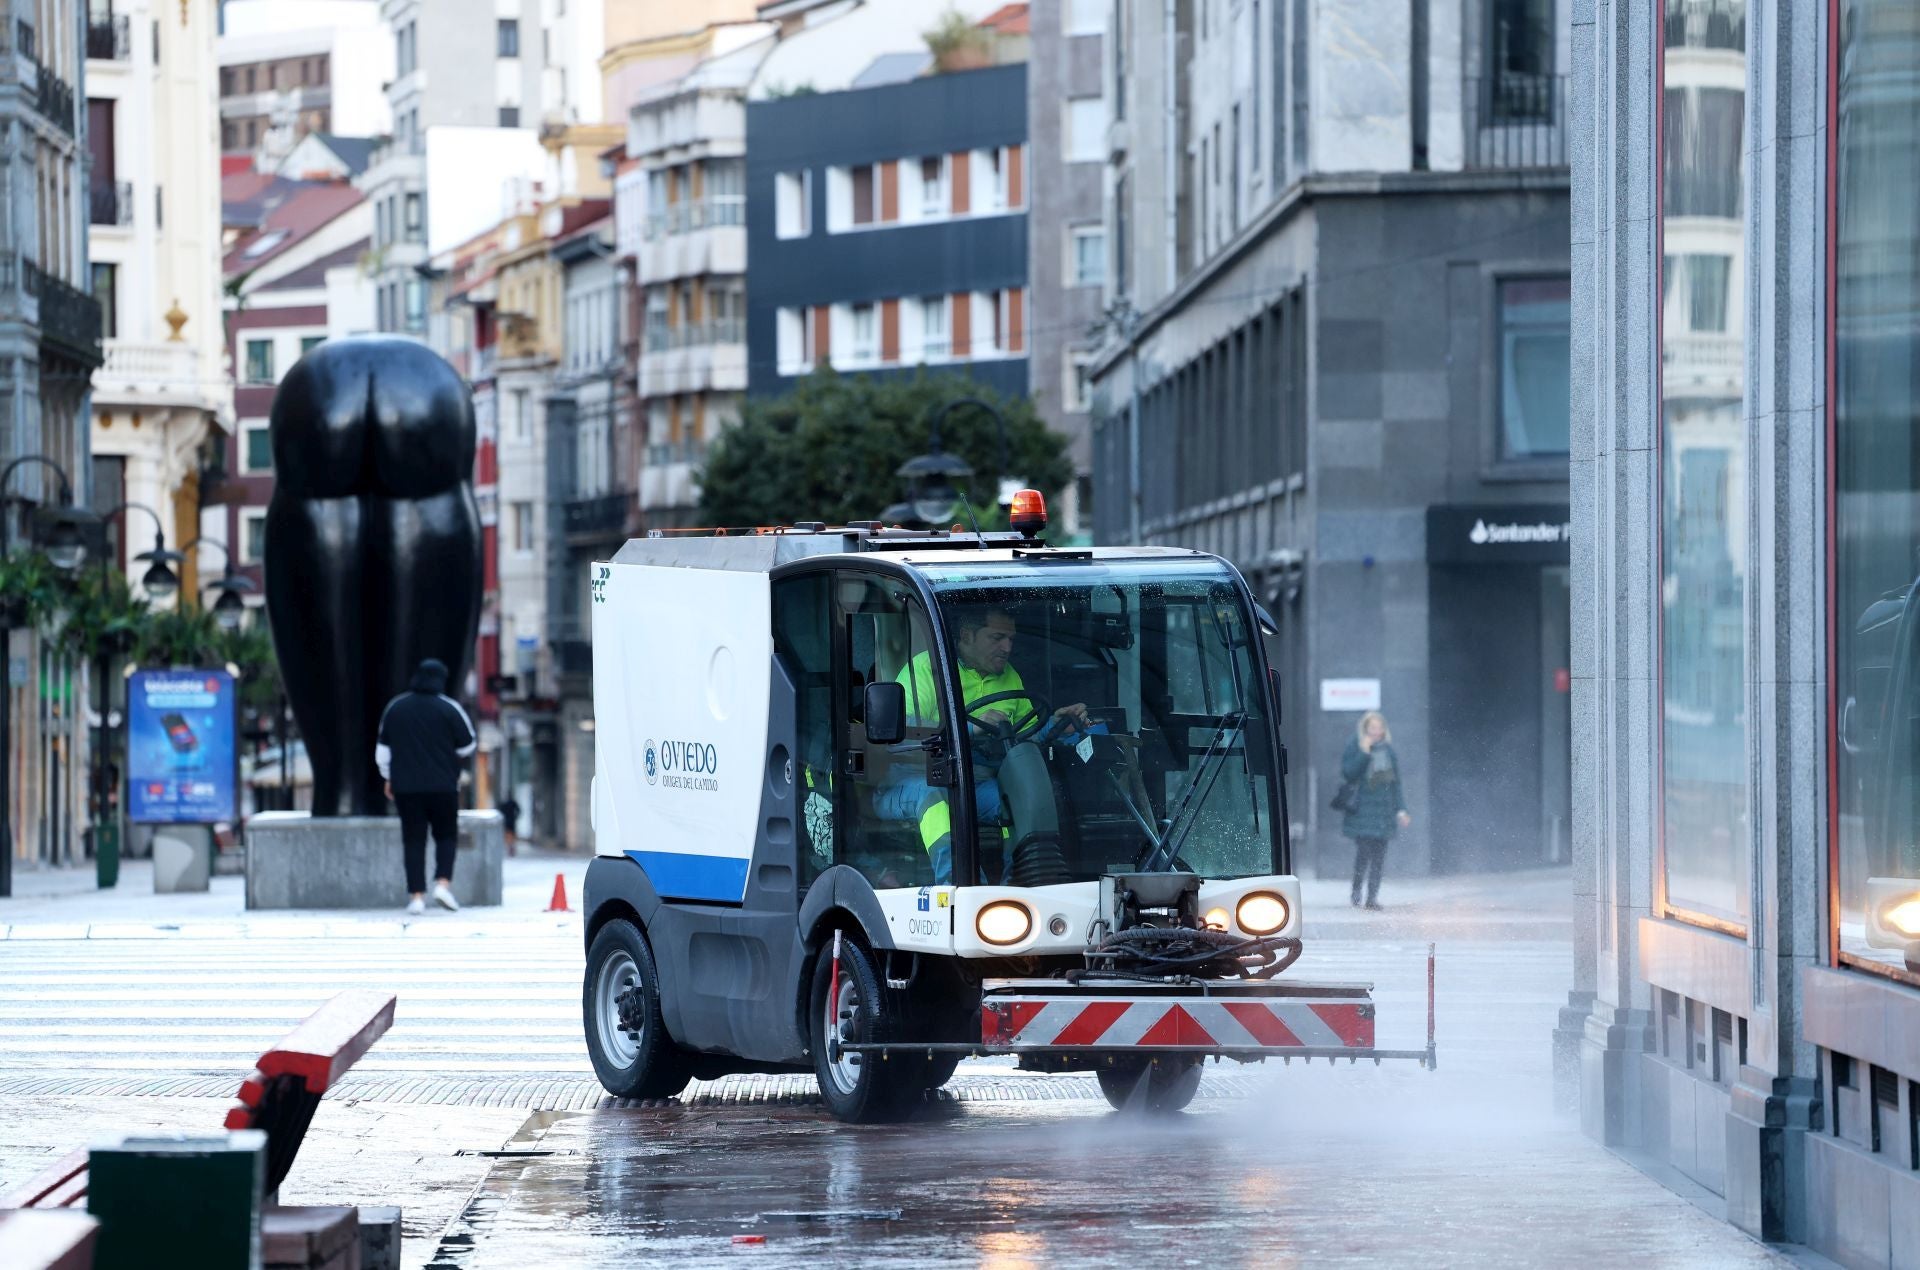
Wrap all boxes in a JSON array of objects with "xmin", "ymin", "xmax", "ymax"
[
  {"xmin": 810, "ymin": 937, "xmax": 921, "ymax": 1123},
  {"xmin": 1096, "ymin": 1057, "xmax": 1203, "ymax": 1113},
  {"xmin": 584, "ymin": 919, "xmax": 693, "ymax": 1100}
]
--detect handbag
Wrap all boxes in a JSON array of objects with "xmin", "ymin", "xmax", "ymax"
[{"xmin": 1329, "ymin": 779, "xmax": 1359, "ymax": 814}]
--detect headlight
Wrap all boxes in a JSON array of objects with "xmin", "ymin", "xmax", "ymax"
[
  {"xmin": 976, "ymin": 900, "xmax": 1034, "ymax": 946},
  {"xmin": 1883, "ymin": 897, "xmax": 1920, "ymax": 939},
  {"xmin": 1236, "ymin": 891, "xmax": 1289, "ymax": 936},
  {"xmin": 1203, "ymin": 907, "xmax": 1230, "ymax": 931}
]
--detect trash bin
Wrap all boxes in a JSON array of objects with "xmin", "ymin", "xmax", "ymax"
[{"xmin": 95, "ymin": 818, "xmax": 120, "ymax": 889}]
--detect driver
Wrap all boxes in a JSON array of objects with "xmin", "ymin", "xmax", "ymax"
[{"xmin": 885, "ymin": 606, "xmax": 1087, "ymax": 885}]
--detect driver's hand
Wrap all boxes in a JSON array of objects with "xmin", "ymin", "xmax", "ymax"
[
  {"xmin": 1053, "ymin": 703, "xmax": 1090, "ymax": 729},
  {"xmin": 975, "ymin": 708, "xmax": 1011, "ymax": 730}
]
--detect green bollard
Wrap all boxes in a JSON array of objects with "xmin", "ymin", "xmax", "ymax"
[
  {"xmin": 88, "ymin": 1131, "xmax": 265, "ymax": 1269},
  {"xmin": 95, "ymin": 818, "xmax": 119, "ymax": 888}
]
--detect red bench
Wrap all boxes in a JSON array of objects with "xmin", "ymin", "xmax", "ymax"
[{"xmin": 2, "ymin": 990, "xmax": 397, "ymax": 1213}]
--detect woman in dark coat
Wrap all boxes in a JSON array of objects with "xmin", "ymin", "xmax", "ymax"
[{"xmin": 1339, "ymin": 711, "xmax": 1411, "ymax": 909}]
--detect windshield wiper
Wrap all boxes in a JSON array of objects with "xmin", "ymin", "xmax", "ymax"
[{"xmin": 1139, "ymin": 711, "xmax": 1243, "ymax": 872}]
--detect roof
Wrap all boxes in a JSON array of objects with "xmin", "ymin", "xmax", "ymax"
[
  {"xmin": 851, "ymin": 51, "xmax": 932, "ymax": 89},
  {"xmin": 256, "ymin": 239, "xmax": 369, "ymax": 292},
  {"xmin": 222, "ymin": 170, "xmax": 305, "ymax": 227},
  {"xmin": 310, "ymin": 134, "xmax": 376, "ymax": 177},
  {"xmin": 977, "ymin": 3, "xmax": 1029, "ymax": 34},
  {"xmin": 223, "ymin": 181, "xmax": 365, "ymax": 280}
]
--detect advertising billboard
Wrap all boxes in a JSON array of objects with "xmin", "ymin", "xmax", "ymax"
[{"xmin": 128, "ymin": 669, "xmax": 237, "ymax": 824}]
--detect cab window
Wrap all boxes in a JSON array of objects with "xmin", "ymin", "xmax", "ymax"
[
  {"xmin": 836, "ymin": 574, "xmax": 943, "ymax": 890},
  {"xmin": 772, "ymin": 574, "xmax": 834, "ymax": 886}
]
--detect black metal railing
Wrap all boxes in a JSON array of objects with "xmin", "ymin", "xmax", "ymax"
[
  {"xmin": 86, "ymin": 14, "xmax": 129, "ymax": 60},
  {"xmin": 89, "ymin": 180, "xmax": 132, "ymax": 226},
  {"xmin": 563, "ymin": 492, "xmax": 632, "ymax": 538},
  {"xmin": 22, "ymin": 258, "xmax": 104, "ymax": 367},
  {"xmin": 32, "ymin": 57, "xmax": 75, "ymax": 136},
  {"xmin": 1463, "ymin": 73, "xmax": 1567, "ymax": 170}
]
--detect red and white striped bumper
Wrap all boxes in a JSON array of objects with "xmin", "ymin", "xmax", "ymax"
[{"xmin": 980, "ymin": 984, "xmax": 1376, "ymax": 1056}]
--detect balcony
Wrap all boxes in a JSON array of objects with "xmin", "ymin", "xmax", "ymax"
[
  {"xmin": 1462, "ymin": 74, "xmax": 1566, "ymax": 170},
  {"xmin": 22, "ymin": 258, "xmax": 103, "ymax": 367},
  {"xmin": 563, "ymin": 491, "xmax": 633, "ymax": 543},
  {"xmin": 638, "ymin": 320, "xmax": 746, "ymax": 398},
  {"xmin": 86, "ymin": 14, "xmax": 129, "ymax": 61},
  {"xmin": 637, "ymin": 200, "xmax": 746, "ymax": 284},
  {"xmin": 94, "ymin": 341, "xmax": 209, "ymax": 408},
  {"xmin": 89, "ymin": 181, "xmax": 132, "ymax": 227},
  {"xmin": 639, "ymin": 456, "xmax": 700, "ymax": 513}
]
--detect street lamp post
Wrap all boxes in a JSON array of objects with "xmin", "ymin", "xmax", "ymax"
[
  {"xmin": 179, "ymin": 537, "xmax": 256, "ymax": 630},
  {"xmin": 0, "ymin": 455, "xmax": 94, "ymax": 898},
  {"xmin": 882, "ymin": 397, "xmax": 1012, "ymax": 528}
]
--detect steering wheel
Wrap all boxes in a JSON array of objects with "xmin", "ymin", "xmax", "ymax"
[{"xmin": 966, "ymin": 688, "xmax": 1053, "ymax": 746}]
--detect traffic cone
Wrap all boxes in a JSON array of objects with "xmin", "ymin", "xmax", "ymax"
[{"xmin": 547, "ymin": 872, "xmax": 572, "ymax": 912}]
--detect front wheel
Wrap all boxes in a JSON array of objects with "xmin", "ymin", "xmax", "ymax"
[
  {"xmin": 810, "ymin": 937, "xmax": 921, "ymax": 1123},
  {"xmin": 584, "ymin": 919, "xmax": 693, "ymax": 1100},
  {"xmin": 1096, "ymin": 1057, "xmax": 1203, "ymax": 1113}
]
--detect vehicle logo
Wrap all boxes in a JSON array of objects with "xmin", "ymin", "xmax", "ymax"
[
  {"xmin": 916, "ymin": 887, "xmax": 930, "ymax": 912},
  {"xmin": 644, "ymin": 741, "xmax": 658, "ymax": 784}
]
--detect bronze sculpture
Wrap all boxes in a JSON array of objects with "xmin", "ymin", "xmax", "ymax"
[{"xmin": 264, "ymin": 337, "xmax": 483, "ymax": 816}]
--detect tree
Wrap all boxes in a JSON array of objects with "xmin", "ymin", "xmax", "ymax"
[{"xmin": 698, "ymin": 369, "xmax": 1072, "ymax": 529}]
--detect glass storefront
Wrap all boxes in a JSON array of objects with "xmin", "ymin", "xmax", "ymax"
[
  {"xmin": 1659, "ymin": 0, "xmax": 1750, "ymax": 925},
  {"xmin": 1833, "ymin": 0, "xmax": 1920, "ymax": 980}
]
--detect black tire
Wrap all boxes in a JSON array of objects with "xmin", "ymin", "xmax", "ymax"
[
  {"xmin": 583, "ymin": 918, "xmax": 693, "ymax": 1100},
  {"xmin": 1096, "ymin": 1058, "xmax": 1203, "ymax": 1113},
  {"xmin": 809, "ymin": 937, "xmax": 921, "ymax": 1123}
]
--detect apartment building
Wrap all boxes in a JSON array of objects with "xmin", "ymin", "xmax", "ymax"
[
  {"xmin": 745, "ymin": 62, "xmax": 1030, "ymax": 404},
  {"xmin": 1090, "ymin": 0, "xmax": 1572, "ymax": 881},
  {"xmin": 216, "ymin": 0, "xmax": 391, "ymax": 160},
  {"xmin": 4, "ymin": 0, "xmax": 105, "ymax": 875}
]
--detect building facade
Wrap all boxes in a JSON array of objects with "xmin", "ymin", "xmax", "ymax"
[
  {"xmin": 216, "ymin": 0, "xmax": 391, "ymax": 161},
  {"xmin": 1088, "ymin": 0, "xmax": 1573, "ymax": 880},
  {"xmin": 744, "ymin": 62, "xmax": 1031, "ymax": 405},
  {"xmin": 1025, "ymin": 0, "xmax": 1106, "ymax": 531},
  {"xmin": 3, "ymin": 0, "xmax": 102, "ymax": 876},
  {"xmin": 621, "ymin": 29, "xmax": 768, "ymax": 527},
  {"xmin": 1566, "ymin": 0, "xmax": 1920, "ymax": 1258},
  {"xmin": 89, "ymin": 0, "xmax": 231, "ymax": 608}
]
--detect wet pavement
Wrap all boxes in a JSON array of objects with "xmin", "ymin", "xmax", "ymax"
[{"xmin": 423, "ymin": 1072, "xmax": 1790, "ymax": 1268}]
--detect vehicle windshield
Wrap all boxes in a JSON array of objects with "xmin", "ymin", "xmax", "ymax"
[{"xmin": 919, "ymin": 558, "xmax": 1281, "ymax": 882}]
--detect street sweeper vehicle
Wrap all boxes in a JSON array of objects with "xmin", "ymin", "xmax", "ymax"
[{"xmin": 580, "ymin": 494, "xmax": 1435, "ymax": 1121}]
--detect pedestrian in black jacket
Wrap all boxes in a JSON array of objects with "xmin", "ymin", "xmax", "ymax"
[
  {"xmin": 377, "ymin": 658, "xmax": 477, "ymax": 914},
  {"xmin": 1339, "ymin": 711, "xmax": 1411, "ymax": 909}
]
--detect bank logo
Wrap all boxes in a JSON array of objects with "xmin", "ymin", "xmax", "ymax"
[
  {"xmin": 1469, "ymin": 517, "xmax": 1569, "ymax": 546},
  {"xmin": 644, "ymin": 742, "xmax": 658, "ymax": 785}
]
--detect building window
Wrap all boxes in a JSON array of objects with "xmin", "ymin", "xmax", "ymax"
[
  {"xmin": 499, "ymin": 105, "xmax": 520, "ymax": 127},
  {"xmin": 1113, "ymin": 170, "xmax": 1131, "ymax": 299},
  {"xmin": 1070, "ymin": 224, "xmax": 1106, "ymax": 287},
  {"xmin": 244, "ymin": 338, "xmax": 274, "ymax": 384},
  {"xmin": 497, "ymin": 19, "xmax": 519, "ymax": 57},
  {"xmin": 1488, "ymin": 0, "xmax": 1555, "ymax": 120},
  {"xmin": 242, "ymin": 421, "xmax": 273, "ymax": 473},
  {"xmin": 405, "ymin": 279, "xmax": 427, "ymax": 332},
  {"xmin": 300, "ymin": 335, "xmax": 325, "ymax": 357},
  {"xmin": 1064, "ymin": 351, "xmax": 1095, "ymax": 413},
  {"xmin": 775, "ymin": 170, "xmax": 810, "ymax": 238},
  {"xmin": 403, "ymin": 192, "xmax": 423, "ymax": 242},
  {"xmin": 918, "ymin": 156, "xmax": 947, "ymax": 217},
  {"xmin": 1067, "ymin": 97, "xmax": 1108, "ymax": 164},
  {"xmin": 1659, "ymin": 0, "xmax": 1748, "ymax": 928},
  {"xmin": 240, "ymin": 510, "xmax": 268, "ymax": 565},
  {"xmin": 511, "ymin": 388, "xmax": 531, "ymax": 441},
  {"xmin": 1496, "ymin": 277, "xmax": 1570, "ymax": 458},
  {"xmin": 511, "ymin": 501, "xmax": 534, "ymax": 553},
  {"xmin": 1834, "ymin": 0, "xmax": 1920, "ymax": 981},
  {"xmin": 91, "ymin": 263, "xmax": 116, "ymax": 339},
  {"xmin": 921, "ymin": 296, "xmax": 949, "ymax": 359},
  {"xmin": 849, "ymin": 164, "xmax": 876, "ymax": 226},
  {"xmin": 1068, "ymin": 0, "xmax": 1106, "ymax": 34},
  {"xmin": 849, "ymin": 303, "xmax": 877, "ymax": 364}
]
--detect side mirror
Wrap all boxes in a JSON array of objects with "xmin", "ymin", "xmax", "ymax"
[
  {"xmin": 1252, "ymin": 600, "xmax": 1280, "ymax": 637},
  {"xmin": 864, "ymin": 681, "xmax": 906, "ymax": 745}
]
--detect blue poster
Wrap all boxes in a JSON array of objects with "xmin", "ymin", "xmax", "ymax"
[{"xmin": 128, "ymin": 669, "xmax": 236, "ymax": 824}]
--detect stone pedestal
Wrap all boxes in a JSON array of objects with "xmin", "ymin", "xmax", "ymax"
[
  {"xmin": 151, "ymin": 826, "xmax": 213, "ymax": 893},
  {"xmin": 246, "ymin": 811, "xmax": 504, "ymax": 909}
]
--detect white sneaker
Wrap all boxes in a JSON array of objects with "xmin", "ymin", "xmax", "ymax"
[
  {"xmin": 431, "ymin": 882, "xmax": 460, "ymax": 912},
  {"xmin": 406, "ymin": 896, "xmax": 425, "ymax": 916}
]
